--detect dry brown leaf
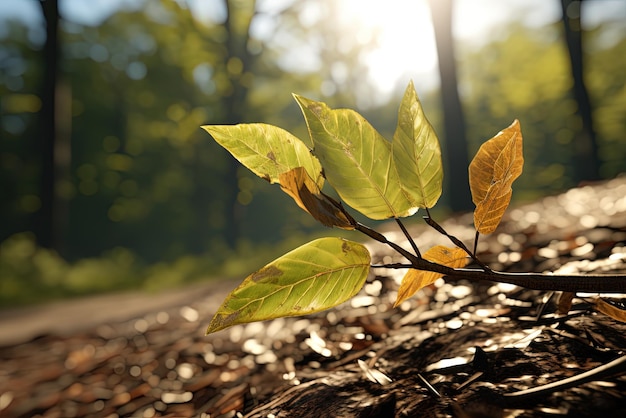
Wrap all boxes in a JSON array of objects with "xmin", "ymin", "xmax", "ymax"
[
  {"xmin": 394, "ymin": 245, "xmax": 469, "ymax": 307},
  {"xmin": 469, "ymin": 120, "xmax": 524, "ymax": 234},
  {"xmin": 594, "ymin": 298, "xmax": 626, "ymax": 323},
  {"xmin": 279, "ymin": 167, "xmax": 355, "ymax": 229},
  {"xmin": 557, "ymin": 292, "xmax": 575, "ymax": 315}
]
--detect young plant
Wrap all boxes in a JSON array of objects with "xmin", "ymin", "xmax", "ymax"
[{"xmin": 202, "ymin": 81, "xmax": 626, "ymax": 334}]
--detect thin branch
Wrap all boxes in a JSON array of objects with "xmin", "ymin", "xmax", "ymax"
[
  {"xmin": 371, "ymin": 263, "xmax": 414, "ymax": 269},
  {"xmin": 355, "ymin": 222, "xmax": 420, "ymax": 265},
  {"xmin": 370, "ymin": 261, "xmax": 626, "ymax": 293},
  {"xmin": 358, "ymin": 210, "xmax": 626, "ymax": 293},
  {"xmin": 473, "ymin": 231, "xmax": 480, "ymax": 258},
  {"xmin": 423, "ymin": 215, "xmax": 490, "ymax": 271},
  {"xmin": 395, "ymin": 218, "xmax": 421, "ymax": 258}
]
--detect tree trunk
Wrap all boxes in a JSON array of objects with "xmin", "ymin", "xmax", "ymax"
[
  {"xmin": 428, "ymin": 0, "xmax": 472, "ymax": 212},
  {"xmin": 189, "ymin": 0, "xmax": 257, "ymax": 251},
  {"xmin": 560, "ymin": 0, "xmax": 601, "ymax": 182},
  {"xmin": 53, "ymin": 79, "xmax": 72, "ymax": 256},
  {"xmin": 37, "ymin": 0, "xmax": 60, "ymax": 250},
  {"xmin": 219, "ymin": 0, "xmax": 257, "ymax": 248}
]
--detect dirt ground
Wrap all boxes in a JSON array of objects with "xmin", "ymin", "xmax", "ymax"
[
  {"xmin": 1, "ymin": 177, "xmax": 625, "ymax": 417},
  {"xmin": 0, "ymin": 279, "xmax": 237, "ymax": 347}
]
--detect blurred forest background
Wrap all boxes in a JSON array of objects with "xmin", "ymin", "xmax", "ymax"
[{"xmin": 1, "ymin": 0, "xmax": 625, "ymax": 306}]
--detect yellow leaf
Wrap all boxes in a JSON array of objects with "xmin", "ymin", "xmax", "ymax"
[
  {"xmin": 469, "ymin": 120, "xmax": 524, "ymax": 234},
  {"xmin": 394, "ymin": 245, "xmax": 468, "ymax": 307},
  {"xmin": 594, "ymin": 298, "xmax": 626, "ymax": 323},
  {"xmin": 279, "ymin": 167, "xmax": 355, "ymax": 229}
]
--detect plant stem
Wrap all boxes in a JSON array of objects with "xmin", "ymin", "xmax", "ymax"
[
  {"xmin": 355, "ymin": 222, "xmax": 420, "ymax": 265},
  {"xmin": 371, "ymin": 262, "xmax": 626, "ymax": 293},
  {"xmin": 395, "ymin": 218, "xmax": 421, "ymax": 258},
  {"xmin": 422, "ymin": 215, "xmax": 490, "ymax": 271},
  {"xmin": 473, "ymin": 231, "xmax": 480, "ymax": 258},
  {"xmin": 358, "ymin": 218, "xmax": 626, "ymax": 293}
]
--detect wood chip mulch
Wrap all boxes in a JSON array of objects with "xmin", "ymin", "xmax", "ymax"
[{"xmin": 1, "ymin": 177, "xmax": 626, "ymax": 418}]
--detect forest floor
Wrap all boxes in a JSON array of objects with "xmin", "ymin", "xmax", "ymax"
[{"xmin": 1, "ymin": 177, "xmax": 626, "ymax": 417}]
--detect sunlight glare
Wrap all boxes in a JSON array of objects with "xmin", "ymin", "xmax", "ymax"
[{"xmin": 338, "ymin": 0, "xmax": 438, "ymax": 96}]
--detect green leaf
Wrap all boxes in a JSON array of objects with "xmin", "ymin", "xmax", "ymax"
[
  {"xmin": 206, "ymin": 237, "xmax": 371, "ymax": 334},
  {"xmin": 202, "ymin": 123, "xmax": 323, "ymax": 187},
  {"xmin": 294, "ymin": 95, "xmax": 418, "ymax": 220},
  {"xmin": 392, "ymin": 81, "xmax": 443, "ymax": 209}
]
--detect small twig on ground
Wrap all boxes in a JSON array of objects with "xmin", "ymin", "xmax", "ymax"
[
  {"xmin": 502, "ymin": 354, "xmax": 626, "ymax": 401},
  {"xmin": 417, "ymin": 373, "xmax": 441, "ymax": 398}
]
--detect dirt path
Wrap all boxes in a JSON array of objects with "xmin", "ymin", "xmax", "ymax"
[{"xmin": 0, "ymin": 278, "xmax": 238, "ymax": 347}]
